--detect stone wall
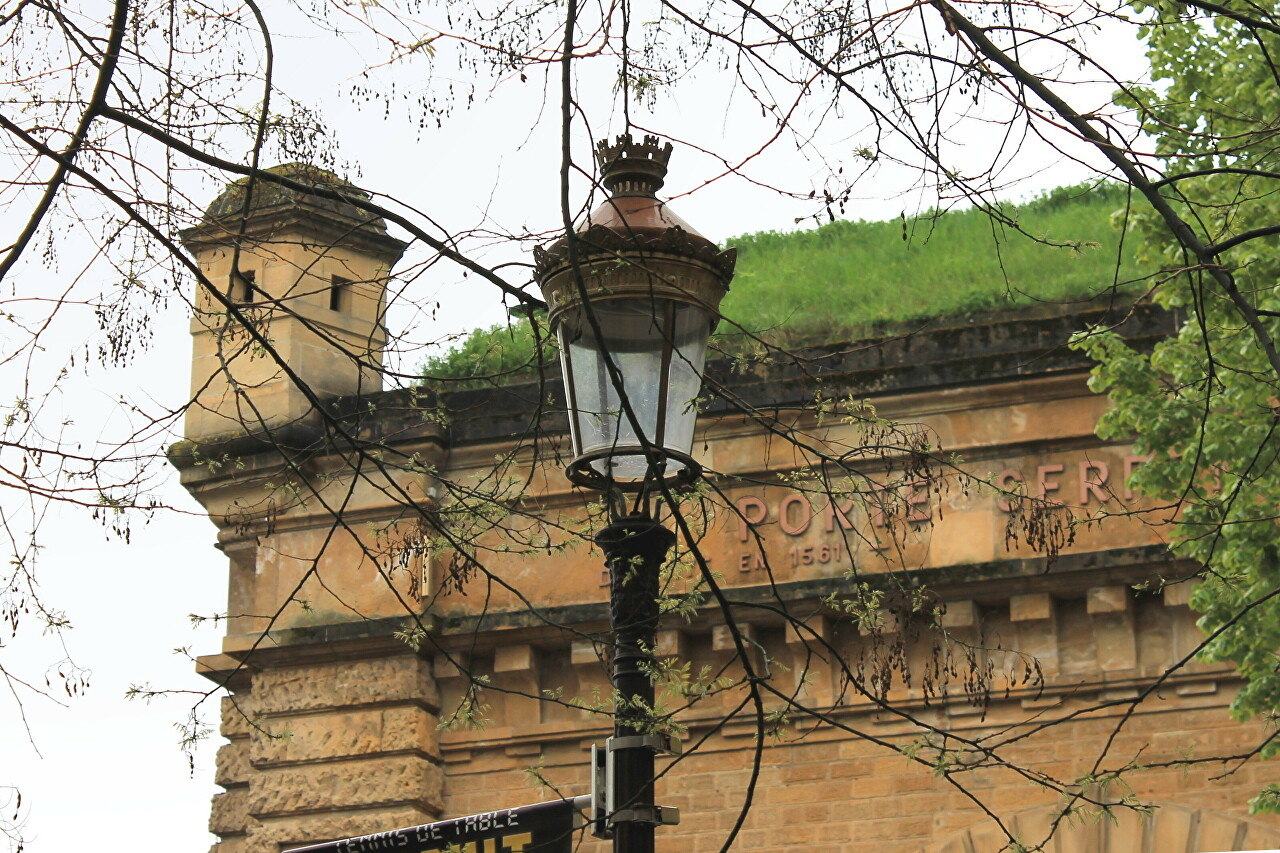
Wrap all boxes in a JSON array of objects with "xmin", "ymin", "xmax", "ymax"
[
  {"xmin": 432, "ymin": 578, "xmax": 1274, "ymax": 852},
  {"xmin": 207, "ymin": 653, "xmax": 443, "ymax": 853},
  {"xmin": 183, "ymin": 305, "xmax": 1280, "ymax": 852}
]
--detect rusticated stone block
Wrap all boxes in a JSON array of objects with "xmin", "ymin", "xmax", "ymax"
[
  {"xmin": 246, "ymin": 754, "xmax": 444, "ymax": 816},
  {"xmin": 215, "ymin": 740, "xmax": 251, "ymax": 787},
  {"xmin": 211, "ymin": 836, "xmax": 248, "ymax": 853},
  {"xmin": 246, "ymin": 806, "xmax": 437, "ymax": 853},
  {"xmin": 378, "ymin": 704, "xmax": 441, "ymax": 756},
  {"xmin": 210, "ymin": 786, "xmax": 250, "ymax": 836},
  {"xmin": 252, "ymin": 654, "xmax": 437, "ymax": 714},
  {"xmin": 221, "ymin": 694, "xmax": 255, "ymax": 739},
  {"xmin": 249, "ymin": 705, "xmax": 439, "ymax": 765}
]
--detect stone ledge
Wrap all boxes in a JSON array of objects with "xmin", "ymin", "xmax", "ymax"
[{"xmin": 197, "ymin": 545, "xmax": 1178, "ymax": 669}]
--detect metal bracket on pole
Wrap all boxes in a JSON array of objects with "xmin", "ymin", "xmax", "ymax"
[
  {"xmin": 589, "ymin": 743, "xmax": 612, "ymax": 839},
  {"xmin": 611, "ymin": 805, "xmax": 682, "ymax": 827},
  {"xmin": 592, "ymin": 737, "xmax": 683, "ymax": 833},
  {"xmin": 608, "ymin": 732, "xmax": 682, "ymax": 756}
]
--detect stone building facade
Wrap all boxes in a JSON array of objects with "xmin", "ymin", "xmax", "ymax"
[{"xmin": 175, "ymin": 171, "xmax": 1280, "ymax": 853}]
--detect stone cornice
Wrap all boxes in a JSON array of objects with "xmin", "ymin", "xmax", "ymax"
[
  {"xmin": 435, "ymin": 302, "xmax": 1176, "ymax": 448},
  {"xmin": 169, "ymin": 304, "xmax": 1174, "ymax": 486},
  {"xmin": 170, "ymin": 387, "xmax": 448, "ymax": 474},
  {"xmin": 192, "ymin": 543, "xmax": 1177, "ymax": 679}
]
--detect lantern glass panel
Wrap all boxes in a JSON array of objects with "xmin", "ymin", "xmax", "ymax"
[{"xmin": 558, "ymin": 297, "xmax": 711, "ymax": 482}]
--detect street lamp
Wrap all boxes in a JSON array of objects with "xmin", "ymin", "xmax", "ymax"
[{"xmin": 534, "ymin": 135, "xmax": 736, "ymax": 853}]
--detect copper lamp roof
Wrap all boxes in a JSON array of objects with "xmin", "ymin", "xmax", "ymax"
[{"xmin": 533, "ymin": 135, "xmax": 736, "ymax": 284}]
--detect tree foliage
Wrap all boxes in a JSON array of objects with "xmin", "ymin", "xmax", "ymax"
[{"xmin": 1074, "ymin": 0, "xmax": 1280, "ymax": 795}]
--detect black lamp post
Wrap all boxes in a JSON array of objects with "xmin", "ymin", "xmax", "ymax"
[{"xmin": 534, "ymin": 135, "xmax": 736, "ymax": 853}]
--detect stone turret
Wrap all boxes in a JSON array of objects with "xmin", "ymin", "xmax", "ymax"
[
  {"xmin": 178, "ymin": 166, "xmax": 442, "ymax": 853},
  {"xmin": 180, "ymin": 163, "xmax": 407, "ymax": 444}
]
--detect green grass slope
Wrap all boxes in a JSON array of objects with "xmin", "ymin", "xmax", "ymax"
[
  {"xmin": 719, "ymin": 181, "xmax": 1148, "ymax": 347},
  {"xmin": 422, "ymin": 182, "xmax": 1150, "ymax": 383}
]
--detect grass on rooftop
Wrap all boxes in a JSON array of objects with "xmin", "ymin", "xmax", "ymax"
[{"xmin": 421, "ymin": 181, "xmax": 1151, "ymax": 384}]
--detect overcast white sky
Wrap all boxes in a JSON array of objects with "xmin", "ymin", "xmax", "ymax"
[{"xmin": 0, "ymin": 5, "xmax": 1150, "ymax": 851}]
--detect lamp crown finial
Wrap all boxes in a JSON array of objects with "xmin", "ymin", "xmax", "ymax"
[{"xmin": 596, "ymin": 134, "xmax": 673, "ymax": 196}]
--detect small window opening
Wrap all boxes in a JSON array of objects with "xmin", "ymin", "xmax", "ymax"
[
  {"xmin": 330, "ymin": 275, "xmax": 352, "ymax": 313},
  {"xmin": 230, "ymin": 268, "xmax": 256, "ymax": 304}
]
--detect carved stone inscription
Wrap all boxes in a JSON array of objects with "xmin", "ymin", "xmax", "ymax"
[{"xmin": 719, "ymin": 448, "xmax": 1149, "ymax": 582}]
